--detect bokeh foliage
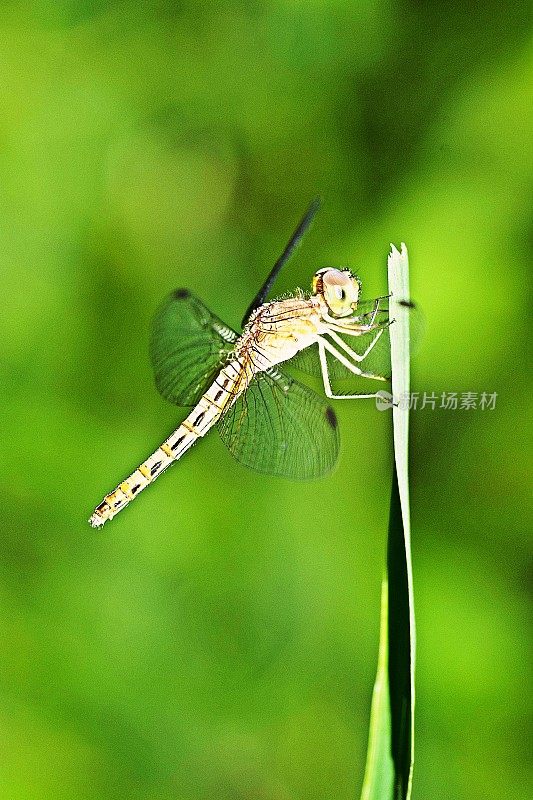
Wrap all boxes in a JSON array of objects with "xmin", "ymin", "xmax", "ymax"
[{"xmin": 1, "ymin": 3, "xmax": 531, "ymax": 799}]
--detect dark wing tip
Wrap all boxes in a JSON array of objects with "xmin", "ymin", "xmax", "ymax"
[
  {"xmin": 325, "ymin": 406, "xmax": 338, "ymax": 429},
  {"xmin": 398, "ymin": 299, "xmax": 416, "ymax": 309},
  {"xmin": 173, "ymin": 288, "xmax": 191, "ymax": 299}
]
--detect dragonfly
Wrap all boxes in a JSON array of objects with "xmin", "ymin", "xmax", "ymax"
[{"xmin": 89, "ymin": 200, "xmax": 399, "ymax": 528}]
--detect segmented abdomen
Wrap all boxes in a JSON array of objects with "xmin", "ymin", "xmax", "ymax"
[{"xmin": 89, "ymin": 359, "xmax": 248, "ymax": 528}]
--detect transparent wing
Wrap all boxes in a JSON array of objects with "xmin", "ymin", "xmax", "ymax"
[
  {"xmin": 217, "ymin": 368, "xmax": 339, "ymax": 479},
  {"xmin": 150, "ymin": 289, "xmax": 238, "ymax": 406},
  {"xmin": 290, "ymin": 301, "xmax": 392, "ymax": 381},
  {"xmin": 290, "ymin": 299, "xmax": 423, "ymax": 387}
]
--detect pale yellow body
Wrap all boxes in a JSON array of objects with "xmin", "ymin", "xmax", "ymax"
[{"xmin": 237, "ymin": 295, "xmax": 326, "ymax": 368}]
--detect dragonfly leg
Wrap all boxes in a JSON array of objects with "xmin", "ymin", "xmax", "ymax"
[
  {"xmin": 366, "ymin": 294, "xmax": 392, "ymax": 324},
  {"xmin": 322, "ymin": 309, "xmax": 390, "ymax": 333},
  {"xmin": 325, "ymin": 328, "xmax": 384, "ymax": 362},
  {"xmin": 318, "ymin": 341, "xmax": 383, "ymax": 400},
  {"xmin": 359, "ymin": 295, "xmax": 386, "ymax": 326},
  {"xmin": 318, "ymin": 336, "xmax": 388, "ymax": 383}
]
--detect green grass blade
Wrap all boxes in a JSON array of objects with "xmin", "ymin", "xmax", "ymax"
[
  {"xmin": 360, "ymin": 244, "xmax": 415, "ymax": 800},
  {"xmin": 360, "ymin": 578, "xmax": 394, "ymax": 800}
]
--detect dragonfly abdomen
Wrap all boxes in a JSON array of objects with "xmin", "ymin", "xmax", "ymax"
[{"xmin": 89, "ymin": 360, "xmax": 247, "ymax": 528}]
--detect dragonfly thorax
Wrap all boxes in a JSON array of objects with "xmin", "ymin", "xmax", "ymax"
[{"xmin": 237, "ymin": 296, "xmax": 323, "ymax": 372}]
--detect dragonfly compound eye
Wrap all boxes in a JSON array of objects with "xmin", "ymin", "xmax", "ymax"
[{"xmin": 318, "ymin": 268, "xmax": 361, "ymax": 317}]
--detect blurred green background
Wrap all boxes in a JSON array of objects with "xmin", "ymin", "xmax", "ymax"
[{"xmin": 1, "ymin": 3, "xmax": 531, "ymax": 799}]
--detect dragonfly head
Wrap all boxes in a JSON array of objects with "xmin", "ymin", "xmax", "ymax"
[{"xmin": 312, "ymin": 268, "xmax": 361, "ymax": 318}]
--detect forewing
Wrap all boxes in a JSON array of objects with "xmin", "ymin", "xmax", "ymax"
[
  {"xmin": 217, "ymin": 368, "xmax": 339, "ymax": 479},
  {"xmin": 150, "ymin": 289, "xmax": 238, "ymax": 406}
]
